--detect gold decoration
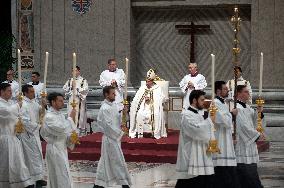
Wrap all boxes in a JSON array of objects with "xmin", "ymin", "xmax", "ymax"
[
  {"xmin": 121, "ymin": 99, "xmax": 129, "ymax": 135},
  {"xmin": 256, "ymin": 97, "xmax": 265, "ymax": 133},
  {"xmin": 70, "ymin": 130, "xmax": 80, "ymax": 145},
  {"xmin": 207, "ymin": 102, "xmax": 221, "ymax": 154},
  {"xmin": 207, "ymin": 140, "xmax": 221, "ymax": 154},
  {"xmin": 15, "ymin": 117, "xmax": 25, "ymax": 134}
]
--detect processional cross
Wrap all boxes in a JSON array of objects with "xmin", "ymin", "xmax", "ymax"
[{"xmin": 175, "ymin": 22, "xmax": 210, "ymax": 63}]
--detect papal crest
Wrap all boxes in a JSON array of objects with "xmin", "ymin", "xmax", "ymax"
[{"xmin": 72, "ymin": 0, "xmax": 92, "ymax": 15}]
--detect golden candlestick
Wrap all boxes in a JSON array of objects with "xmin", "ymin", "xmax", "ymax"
[
  {"xmin": 15, "ymin": 93, "xmax": 25, "ymax": 134},
  {"xmin": 207, "ymin": 103, "xmax": 221, "ymax": 154},
  {"xmin": 121, "ymin": 99, "xmax": 129, "ymax": 135},
  {"xmin": 256, "ymin": 97, "xmax": 265, "ymax": 133},
  {"xmin": 70, "ymin": 100, "xmax": 80, "ymax": 144},
  {"xmin": 39, "ymin": 91, "xmax": 47, "ymax": 126}
]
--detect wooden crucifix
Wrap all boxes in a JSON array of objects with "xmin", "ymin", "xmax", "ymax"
[{"xmin": 175, "ymin": 22, "xmax": 210, "ymax": 63}]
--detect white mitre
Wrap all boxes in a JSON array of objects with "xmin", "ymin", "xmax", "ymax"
[{"xmin": 146, "ymin": 69, "xmax": 156, "ymax": 80}]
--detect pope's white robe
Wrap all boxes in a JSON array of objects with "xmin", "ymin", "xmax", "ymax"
[
  {"xmin": 2, "ymin": 80, "xmax": 19, "ymax": 103},
  {"xmin": 63, "ymin": 76, "xmax": 88, "ymax": 132},
  {"xmin": 235, "ymin": 102, "xmax": 262, "ymax": 164},
  {"xmin": 40, "ymin": 107, "xmax": 76, "ymax": 188},
  {"xmin": 176, "ymin": 106, "xmax": 215, "ymax": 179},
  {"xmin": 129, "ymin": 84, "xmax": 167, "ymax": 139},
  {"xmin": 0, "ymin": 97, "xmax": 33, "ymax": 188},
  {"xmin": 179, "ymin": 74, "xmax": 207, "ymax": 109},
  {"xmin": 19, "ymin": 97, "xmax": 44, "ymax": 182},
  {"xmin": 226, "ymin": 77, "xmax": 252, "ymax": 105},
  {"xmin": 27, "ymin": 81, "xmax": 44, "ymax": 103},
  {"xmin": 94, "ymin": 100, "xmax": 132, "ymax": 187},
  {"xmin": 99, "ymin": 69, "xmax": 125, "ymax": 109},
  {"xmin": 213, "ymin": 97, "xmax": 237, "ymax": 166}
]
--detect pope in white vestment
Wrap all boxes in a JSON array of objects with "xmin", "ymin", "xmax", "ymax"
[
  {"xmin": 93, "ymin": 86, "xmax": 131, "ymax": 188},
  {"xmin": 99, "ymin": 60, "xmax": 125, "ymax": 110},
  {"xmin": 0, "ymin": 84, "xmax": 33, "ymax": 188},
  {"xmin": 63, "ymin": 70, "xmax": 89, "ymax": 134},
  {"xmin": 179, "ymin": 63, "xmax": 207, "ymax": 110},
  {"xmin": 129, "ymin": 69, "xmax": 167, "ymax": 139}
]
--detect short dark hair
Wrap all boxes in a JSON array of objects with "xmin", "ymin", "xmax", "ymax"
[
  {"xmin": 103, "ymin": 86, "xmax": 115, "ymax": 97},
  {"xmin": 76, "ymin": 66, "xmax": 80, "ymax": 71},
  {"xmin": 235, "ymin": 66, "xmax": 242, "ymax": 73},
  {"xmin": 22, "ymin": 84, "xmax": 33, "ymax": 94},
  {"xmin": 107, "ymin": 58, "xmax": 116, "ymax": 64},
  {"xmin": 32, "ymin": 71, "xmax": 40, "ymax": 77},
  {"xmin": 215, "ymin": 81, "xmax": 226, "ymax": 94},
  {"xmin": 189, "ymin": 90, "xmax": 206, "ymax": 104},
  {"xmin": 47, "ymin": 92, "xmax": 64, "ymax": 105},
  {"xmin": 0, "ymin": 83, "xmax": 11, "ymax": 92},
  {"xmin": 236, "ymin": 85, "xmax": 247, "ymax": 94}
]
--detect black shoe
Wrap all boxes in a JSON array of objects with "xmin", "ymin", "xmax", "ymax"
[
  {"xmin": 122, "ymin": 185, "xmax": 130, "ymax": 188},
  {"xmin": 93, "ymin": 184, "xmax": 104, "ymax": 188},
  {"xmin": 25, "ymin": 185, "xmax": 35, "ymax": 188},
  {"xmin": 36, "ymin": 180, "xmax": 47, "ymax": 186}
]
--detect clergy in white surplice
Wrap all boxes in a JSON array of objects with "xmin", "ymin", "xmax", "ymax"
[
  {"xmin": 40, "ymin": 92, "xmax": 78, "ymax": 188},
  {"xmin": 19, "ymin": 84, "xmax": 47, "ymax": 187},
  {"xmin": 212, "ymin": 81, "xmax": 240, "ymax": 188},
  {"xmin": 63, "ymin": 66, "xmax": 89, "ymax": 135},
  {"xmin": 235, "ymin": 85, "xmax": 264, "ymax": 188},
  {"xmin": 2, "ymin": 69, "xmax": 19, "ymax": 103},
  {"xmin": 129, "ymin": 69, "xmax": 167, "ymax": 139},
  {"xmin": 99, "ymin": 59, "xmax": 125, "ymax": 110},
  {"xmin": 0, "ymin": 83, "xmax": 34, "ymax": 188},
  {"xmin": 179, "ymin": 63, "xmax": 207, "ymax": 110},
  {"xmin": 175, "ymin": 90, "xmax": 215, "ymax": 188},
  {"xmin": 27, "ymin": 71, "xmax": 44, "ymax": 103},
  {"xmin": 93, "ymin": 86, "xmax": 131, "ymax": 188}
]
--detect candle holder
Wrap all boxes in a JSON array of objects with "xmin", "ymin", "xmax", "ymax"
[
  {"xmin": 207, "ymin": 102, "xmax": 221, "ymax": 154},
  {"xmin": 256, "ymin": 97, "xmax": 265, "ymax": 133},
  {"xmin": 39, "ymin": 91, "xmax": 47, "ymax": 126},
  {"xmin": 121, "ymin": 99, "xmax": 129, "ymax": 135},
  {"xmin": 70, "ymin": 99, "xmax": 80, "ymax": 144},
  {"xmin": 15, "ymin": 93, "xmax": 25, "ymax": 134}
]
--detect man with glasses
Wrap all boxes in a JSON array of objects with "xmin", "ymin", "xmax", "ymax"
[{"xmin": 2, "ymin": 69, "xmax": 19, "ymax": 103}]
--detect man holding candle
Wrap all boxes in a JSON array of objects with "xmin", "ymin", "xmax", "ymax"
[
  {"xmin": 27, "ymin": 71, "xmax": 44, "ymax": 103},
  {"xmin": 2, "ymin": 69, "xmax": 20, "ymax": 103},
  {"xmin": 179, "ymin": 63, "xmax": 207, "ymax": 110},
  {"xmin": 99, "ymin": 59, "xmax": 126, "ymax": 110},
  {"xmin": 63, "ymin": 65, "xmax": 89, "ymax": 136},
  {"xmin": 235, "ymin": 85, "xmax": 264, "ymax": 188}
]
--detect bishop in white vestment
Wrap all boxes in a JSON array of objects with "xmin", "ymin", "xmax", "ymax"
[
  {"xmin": 40, "ymin": 92, "xmax": 78, "ymax": 188},
  {"xmin": 235, "ymin": 85, "xmax": 263, "ymax": 188},
  {"xmin": 0, "ymin": 83, "xmax": 34, "ymax": 188},
  {"xmin": 93, "ymin": 86, "xmax": 131, "ymax": 188},
  {"xmin": 19, "ymin": 85, "xmax": 46, "ymax": 186},
  {"xmin": 129, "ymin": 69, "xmax": 167, "ymax": 139},
  {"xmin": 179, "ymin": 63, "xmax": 207, "ymax": 110},
  {"xmin": 63, "ymin": 66, "xmax": 89, "ymax": 135},
  {"xmin": 176, "ymin": 90, "xmax": 215, "ymax": 188},
  {"xmin": 2, "ymin": 69, "xmax": 19, "ymax": 103},
  {"xmin": 99, "ymin": 59, "xmax": 125, "ymax": 110}
]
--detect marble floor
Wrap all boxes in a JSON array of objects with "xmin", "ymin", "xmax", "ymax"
[{"xmin": 41, "ymin": 141, "xmax": 284, "ymax": 188}]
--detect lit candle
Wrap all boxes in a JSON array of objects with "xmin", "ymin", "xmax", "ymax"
[
  {"xmin": 259, "ymin": 52, "xmax": 263, "ymax": 96},
  {"xmin": 72, "ymin": 52, "xmax": 77, "ymax": 96},
  {"xmin": 211, "ymin": 54, "xmax": 215, "ymax": 100},
  {"xmin": 43, "ymin": 52, "xmax": 49, "ymax": 92},
  {"xmin": 124, "ymin": 57, "xmax": 129, "ymax": 100},
  {"xmin": 17, "ymin": 49, "xmax": 22, "ymax": 91}
]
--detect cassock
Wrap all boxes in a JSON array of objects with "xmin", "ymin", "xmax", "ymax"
[
  {"xmin": 94, "ymin": 99, "xmax": 132, "ymax": 187},
  {"xmin": 175, "ymin": 106, "xmax": 214, "ymax": 188},
  {"xmin": 235, "ymin": 100, "xmax": 263, "ymax": 188},
  {"xmin": 0, "ymin": 97, "xmax": 33, "ymax": 188},
  {"xmin": 226, "ymin": 77, "xmax": 252, "ymax": 106},
  {"xmin": 40, "ymin": 107, "xmax": 76, "ymax": 188},
  {"xmin": 63, "ymin": 76, "xmax": 88, "ymax": 134},
  {"xmin": 2, "ymin": 80, "xmax": 19, "ymax": 103},
  {"xmin": 129, "ymin": 84, "xmax": 167, "ymax": 139},
  {"xmin": 179, "ymin": 74, "xmax": 207, "ymax": 109},
  {"xmin": 19, "ymin": 97, "xmax": 44, "ymax": 182},
  {"xmin": 212, "ymin": 97, "xmax": 239, "ymax": 188},
  {"xmin": 99, "ymin": 68, "xmax": 125, "ymax": 109},
  {"xmin": 27, "ymin": 81, "xmax": 44, "ymax": 102}
]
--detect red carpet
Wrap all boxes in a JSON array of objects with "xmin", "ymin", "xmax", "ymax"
[{"xmin": 42, "ymin": 130, "xmax": 270, "ymax": 164}]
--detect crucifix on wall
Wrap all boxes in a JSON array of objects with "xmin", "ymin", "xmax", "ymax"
[{"xmin": 175, "ymin": 22, "xmax": 210, "ymax": 63}]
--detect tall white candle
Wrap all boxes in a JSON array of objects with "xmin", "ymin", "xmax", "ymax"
[
  {"xmin": 72, "ymin": 53, "xmax": 77, "ymax": 95},
  {"xmin": 17, "ymin": 49, "xmax": 22, "ymax": 92},
  {"xmin": 124, "ymin": 57, "xmax": 129, "ymax": 100},
  {"xmin": 43, "ymin": 52, "xmax": 49, "ymax": 92},
  {"xmin": 211, "ymin": 54, "xmax": 215, "ymax": 100},
  {"xmin": 259, "ymin": 52, "xmax": 263, "ymax": 96}
]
